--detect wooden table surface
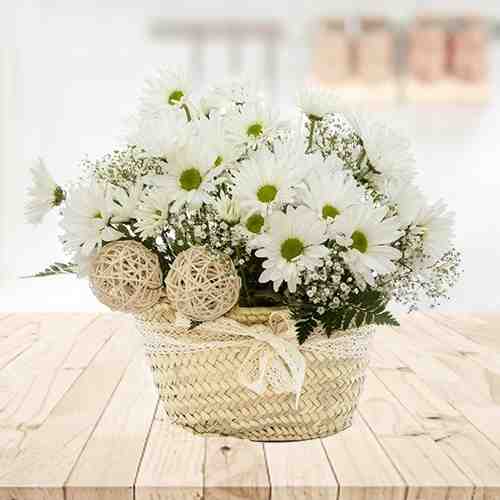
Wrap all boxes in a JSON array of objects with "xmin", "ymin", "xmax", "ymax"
[{"xmin": 1, "ymin": 312, "xmax": 500, "ymax": 500}]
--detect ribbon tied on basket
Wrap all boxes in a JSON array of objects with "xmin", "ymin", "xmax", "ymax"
[
  {"xmin": 237, "ymin": 311, "xmax": 306, "ymax": 408},
  {"xmin": 173, "ymin": 310, "xmax": 306, "ymax": 407}
]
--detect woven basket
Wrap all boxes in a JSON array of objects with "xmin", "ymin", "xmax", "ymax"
[{"xmin": 135, "ymin": 301, "xmax": 371, "ymax": 441}]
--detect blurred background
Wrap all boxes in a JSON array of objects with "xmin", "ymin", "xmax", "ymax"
[{"xmin": 1, "ymin": 0, "xmax": 499, "ymax": 312}]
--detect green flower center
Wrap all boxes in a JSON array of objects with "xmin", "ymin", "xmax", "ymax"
[
  {"xmin": 322, "ymin": 204, "xmax": 340, "ymax": 220},
  {"xmin": 167, "ymin": 89, "xmax": 184, "ymax": 105},
  {"xmin": 93, "ymin": 211, "xmax": 103, "ymax": 219},
  {"xmin": 246, "ymin": 213, "xmax": 265, "ymax": 234},
  {"xmin": 351, "ymin": 230, "xmax": 368, "ymax": 253},
  {"xmin": 154, "ymin": 209, "xmax": 163, "ymax": 219},
  {"xmin": 247, "ymin": 122, "xmax": 263, "ymax": 138},
  {"xmin": 179, "ymin": 168, "xmax": 202, "ymax": 191},
  {"xmin": 281, "ymin": 237, "xmax": 304, "ymax": 262},
  {"xmin": 256, "ymin": 184, "xmax": 277, "ymax": 203},
  {"xmin": 52, "ymin": 186, "xmax": 65, "ymax": 207},
  {"xmin": 308, "ymin": 114, "xmax": 322, "ymax": 121},
  {"xmin": 214, "ymin": 155, "xmax": 223, "ymax": 167}
]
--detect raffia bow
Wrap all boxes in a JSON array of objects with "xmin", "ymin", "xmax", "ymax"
[{"xmin": 173, "ymin": 310, "xmax": 306, "ymax": 406}]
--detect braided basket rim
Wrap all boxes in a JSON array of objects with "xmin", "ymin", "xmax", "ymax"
[{"xmin": 135, "ymin": 298, "xmax": 287, "ymax": 326}]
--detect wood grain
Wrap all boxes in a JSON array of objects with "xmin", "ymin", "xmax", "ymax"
[
  {"xmin": 322, "ymin": 412, "xmax": 406, "ymax": 500},
  {"xmin": 0, "ymin": 319, "xmax": 139, "ymax": 500},
  {"xmin": 359, "ymin": 371, "xmax": 474, "ymax": 500},
  {"xmin": 265, "ymin": 438, "xmax": 337, "ymax": 500},
  {"xmin": 1, "ymin": 313, "xmax": 500, "ymax": 500},
  {"xmin": 135, "ymin": 405, "xmax": 205, "ymax": 500},
  {"xmin": 0, "ymin": 314, "xmax": 117, "ymax": 430},
  {"xmin": 205, "ymin": 436, "xmax": 269, "ymax": 500},
  {"xmin": 66, "ymin": 350, "xmax": 158, "ymax": 500},
  {"xmin": 371, "ymin": 327, "xmax": 500, "ymax": 500}
]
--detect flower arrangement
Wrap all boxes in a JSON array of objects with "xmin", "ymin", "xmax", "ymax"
[{"xmin": 26, "ymin": 68, "xmax": 460, "ymax": 344}]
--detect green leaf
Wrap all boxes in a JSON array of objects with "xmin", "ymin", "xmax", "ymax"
[{"xmin": 21, "ymin": 262, "xmax": 77, "ymax": 279}]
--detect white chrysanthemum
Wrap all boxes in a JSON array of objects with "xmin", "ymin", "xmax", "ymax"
[
  {"xmin": 212, "ymin": 193, "xmax": 241, "ymax": 224},
  {"xmin": 232, "ymin": 142, "xmax": 308, "ymax": 214},
  {"xmin": 195, "ymin": 115, "xmax": 243, "ymax": 168},
  {"xmin": 332, "ymin": 205, "xmax": 403, "ymax": 286},
  {"xmin": 413, "ymin": 200, "xmax": 454, "ymax": 261},
  {"xmin": 141, "ymin": 68, "xmax": 191, "ymax": 113},
  {"xmin": 199, "ymin": 78, "xmax": 262, "ymax": 116},
  {"xmin": 297, "ymin": 87, "xmax": 344, "ymax": 120},
  {"xmin": 385, "ymin": 181, "xmax": 425, "ymax": 228},
  {"xmin": 135, "ymin": 188, "xmax": 171, "ymax": 238},
  {"xmin": 345, "ymin": 110, "xmax": 415, "ymax": 182},
  {"xmin": 60, "ymin": 182, "xmax": 122, "ymax": 256},
  {"xmin": 145, "ymin": 142, "xmax": 220, "ymax": 211},
  {"xmin": 254, "ymin": 206, "xmax": 329, "ymax": 293},
  {"xmin": 110, "ymin": 181, "xmax": 144, "ymax": 223},
  {"xmin": 299, "ymin": 160, "xmax": 363, "ymax": 226},
  {"xmin": 25, "ymin": 159, "xmax": 65, "ymax": 224},
  {"xmin": 128, "ymin": 108, "xmax": 188, "ymax": 158},
  {"xmin": 73, "ymin": 248, "xmax": 96, "ymax": 278},
  {"xmin": 226, "ymin": 101, "xmax": 283, "ymax": 145}
]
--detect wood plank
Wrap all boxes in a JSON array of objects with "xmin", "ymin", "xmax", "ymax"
[
  {"xmin": 371, "ymin": 329, "xmax": 500, "ymax": 500},
  {"xmin": 322, "ymin": 412, "xmax": 406, "ymax": 500},
  {"xmin": 0, "ymin": 314, "xmax": 120, "ymax": 431},
  {"xmin": 359, "ymin": 371, "xmax": 474, "ymax": 500},
  {"xmin": 431, "ymin": 313, "xmax": 500, "ymax": 353},
  {"xmin": 0, "ymin": 319, "xmax": 141, "ymax": 500},
  {"xmin": 399, "ymin": 315, "xmax": 500, "ymax": 458},
  {"xmin": 0, "ymin": 314, "xmax": 50, "ymax": 338},
  {"xmin": 205, "ymin": 436, "xmax": 269, "ymax": 500},
  {"xmin": 66, "ymin": 352, "xmax": 158, "ymax": 500},
  {"xmin": 135, "ymin": 405, "xmax": 205, "ymax": 500},
  {"xmin": 265, "ymin": 438, "xmax": 337, "ymax": 500}
]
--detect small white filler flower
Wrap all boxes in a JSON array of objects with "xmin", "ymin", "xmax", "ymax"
[
  {"xmin": 254, "ymin": 206, "xmax": 329, "ymax": 293},
  {"xmin": 332, "ymin": 204, "xmax": 403, "ymax": 286},
  {"xmin": 25, "ymin": 159, "xmax": 65, "ymax": 224}
]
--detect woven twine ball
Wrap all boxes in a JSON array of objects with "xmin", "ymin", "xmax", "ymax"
[
  {"xmin": 89, "ymin": 240, "xmax": 163, "ymax": 313},
  {"xmin": 165, "ymin": 246, "xmax": 241, "ymax": 322}
]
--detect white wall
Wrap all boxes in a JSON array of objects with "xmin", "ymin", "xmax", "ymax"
[{"xmin": 1, "ymin": 0, "xmax": 500, "ymax": 312}]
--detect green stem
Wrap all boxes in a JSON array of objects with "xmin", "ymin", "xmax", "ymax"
[
  {"xmin": 306, "ymin": 118, "xmax": 317, "ymax": 153},
  {"xmin": 181, "ymin": 104, "xmax": 192, "ymax": 122}
]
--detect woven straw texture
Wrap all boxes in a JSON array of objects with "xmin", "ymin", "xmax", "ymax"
[
  {"xmin": 136, "ymin": 300, "xmax": 371, "ymax": 441},
  {"xmin": 89, "ymin": 241, "xmax": 163, "ymax": 313},
  {"xmin": 165, "ymin": 246, "xmax": 241, "ymax": 321}
]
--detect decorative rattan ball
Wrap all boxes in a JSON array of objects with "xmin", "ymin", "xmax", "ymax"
[
  {"xmin": 165, "ymin": 246, "xmax": 241, "ymax": 321},
  {"xmin": 89, "ymin": 241, "xmax": 163, "ymax": 313}
]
